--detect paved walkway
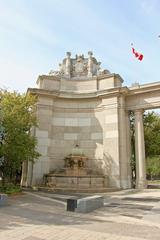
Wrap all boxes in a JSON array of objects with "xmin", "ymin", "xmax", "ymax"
[{"xmin": 1, "ymin": 189, "xmax": 160, "ymax": 240}]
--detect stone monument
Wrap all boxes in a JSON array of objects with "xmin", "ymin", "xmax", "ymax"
[{"xmin": 21, "ymin": 51, "xmax": 160, "ymax": 191}]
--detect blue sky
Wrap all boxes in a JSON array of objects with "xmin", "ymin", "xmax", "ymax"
[{"xmin": 0, "ymin": 0, "xmax": 160, "ymax": 92}]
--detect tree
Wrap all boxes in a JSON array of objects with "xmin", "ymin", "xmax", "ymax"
[
  {"xmin": 144, "ymin": 111, "xmax": 160, "ymax": 157},
  {"xmin": 144, "ymin": 111, "xmax": 160, "ymax": 179},
  {"xmin": 0, "ymin": 90, "xmax": 40, "ymax": 184},
  {"xmin": 146, "ymin": 156, "xmax": 160, "ymax": 180}
]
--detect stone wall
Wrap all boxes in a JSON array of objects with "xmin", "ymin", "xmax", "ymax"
[{"xmin": 22, "ymin": 52, "xmax": 133, "ymax": 188}]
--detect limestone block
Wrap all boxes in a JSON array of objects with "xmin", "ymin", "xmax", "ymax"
[
  {"xmin": 40, "ymin": 161, "xmax": 50, "ymax": 174},
  {"xmin": 105, "ymin": 131, "xmax": 118, "ymax": 138},
  {"xmin": 105, "ymin": 114, "xmax": 118, "ymax": 124},
  {"xmin": 36, "ymin": 130, "xmax": 48, "ymax": 138},
  {"xmin": 79, "ymin": 126, "xmax": 92, "ymax": 133},
  {"xmin": 98, "ymin": 77, "xmax": 115, "ymax": 90},
  {"xmin": 38, "ymin": 138, "xmax": 50, "ymax": 146},
  {"xmin": 104, "ymin": 123, "xmax": 118, "ymax": 131},
  {"xmin": 52, "ymin": 126, "xmax": 65, "ymax": 133},
  {"xmin": 38, "ymin": 97, "xmax": 53, "ymax": 106},
  {"xmin": 103, "ymin": 108, "xmax": 117, "ymax": 115},
  {"xmin": 33, "ymin": 162, "xmax": 42, "ymax": 176},
  {"xmin": 53, "ymin": 112, "xmax": 65, "ymax": 118},
  {"xmin": 78, "ymin": 133, "xmax": 91, "ymax": 140},
  {"xmin": 78, "ymin": 118, "xmax": 91, "ymax": 126},
  {"xmin": 37, "ymin": 108, "xmax": 53, "ymax": 116},
  {"xmin": 42, "ymin": 79, "xmax": 60, "ymax": 90},
  {"xmin": 36, "ymin": 145, "xmax": 48, "ymax": 156},
  {"xmin": 76, "ymin": 112, "xmax": 94, "ymax": 118},
  {"xmin": 102, "ymin": 97, "xmax": 118, "ymax": 106},
  {"xmin": 91, "ymin": 133, "xmax": 103, "ymax": 140},
  {"xmin": 63, "ymin": 126, "xmax": 79, "ymax": 133},
  {"xmin": 38, "ymin": 122, "xmax": 50, "ymax": 131},
  {"xmin": 65, "ymin": 118, "xmax": 78, "ymax": 126},
  {"xmin": 64, "ymin": 133, "xmax": 78, "ymax": 140},
  {"xmin": 38, "ymin": 115, "xmax": 52, "ymax": 124},
  {"xmin": 49, "ymin": 159, "xmax": 64, "ymax": 170},
  {"xmin": 52, "ymin": 117, "xmax": 65, "ymax": 126},
  {"xmin": 78, "ymin": 101, "xmax": 98, "ymax": 109},
  {"xmin": 80, "ymin": 140, "xmax": 96, "ymax": 148},
  {"xmin": 52, "ymin": 133, "xmax": 64, "ymax": 139},
  {"xmin": 54, "ymin": 100, "xmax": 78, "ymax": 108}
]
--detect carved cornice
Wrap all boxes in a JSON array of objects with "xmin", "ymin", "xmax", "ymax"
[{"xmin": 27, "ymin": 86, "xmax": 129, "ymax": 100}]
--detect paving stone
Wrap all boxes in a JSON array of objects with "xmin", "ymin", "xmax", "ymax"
[{"xmin": 0, "ymin": 190, "xmax": 160, "ymax": 240}]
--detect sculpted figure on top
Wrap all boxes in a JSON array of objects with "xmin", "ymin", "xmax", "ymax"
[{"xmin": 49, "ymin": 51, "xmax": 110, "ymax": 78}]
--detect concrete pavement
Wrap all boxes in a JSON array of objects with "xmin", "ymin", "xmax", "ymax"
[{"xmin": 0, "ymin": 189, "xmax": 160, "ymax": 240}]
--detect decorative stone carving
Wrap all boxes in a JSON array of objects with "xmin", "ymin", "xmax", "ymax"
[
  {"xmin": 87, "ymin": 51, "xmax": 93, "ymax": 77},
  {"xmin": 49, "ymin": 52, "xmax": 110, "ymax": 78},
  {"xmin": 75, "ymin": 55, "xmax": 86, "ymax": 75},
  {"xmin": 65, "ymin": 52, "xmax": 71, "ymax": 77},
  {"xmin": 49, "ymin": 70, "xmax": 60, "ymax": 76}
]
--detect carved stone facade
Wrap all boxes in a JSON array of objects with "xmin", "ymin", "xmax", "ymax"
[
  {"xmin": 49, "ymin": 51, "xmax": 110, "ymax": 78},
  {"xmin": 21, "ymin": 52, "xmax": 160, "ymax": 190}
]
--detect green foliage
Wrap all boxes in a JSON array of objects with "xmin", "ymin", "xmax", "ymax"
[
  {"xmin": 0, "ymin": 183, "xmax": 22, "ymax": 194},
  {"xmin": 146, "ymin": 156, "xmax": 160, "ymax": 179},
  {"xmin": 144, "ymin": 112, "xmax": 160, "ymax": 157},
  {"xmin": 0, "ymin": 90, "xmax": 40, "ymax": 183},
  {"xmin": 130, "ymin": 111, "xmax": 160, "ymax": 180}
]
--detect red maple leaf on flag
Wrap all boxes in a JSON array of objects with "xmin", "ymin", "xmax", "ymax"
[{"xmin": 131, "ymin": 44, "xmax": 143, "ymax": 61}]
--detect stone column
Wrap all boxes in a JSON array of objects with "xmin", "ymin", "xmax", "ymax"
[
  {"xmin": 134, "ymin": 109, "xmax": 147, "ymax": 189},
  {"xmin": 125, "ymin": 110, "xmax": 132, "ymax": 188},
  {"xmin": 118, "ymin": 96, "xmax": 131, "ymax": 188}
]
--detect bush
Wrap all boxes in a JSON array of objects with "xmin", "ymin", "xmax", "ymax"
[{"xmin": 0, "ymin": 183, "xmax": 22, "ymax": 194}]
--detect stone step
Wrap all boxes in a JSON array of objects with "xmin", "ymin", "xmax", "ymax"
[{"xmin": 37, "ymin": 186, "xmax": 119, "ymax": 193}]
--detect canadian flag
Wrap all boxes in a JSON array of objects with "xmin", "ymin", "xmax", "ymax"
[{"xmin": 131, "ymin": 44, "xmax": 143, "ymax": 61}]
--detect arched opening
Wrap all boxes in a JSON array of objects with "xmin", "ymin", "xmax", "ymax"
[{"xmin": 130, "ymin": 108, "xmax": 160, "ymax": 188}]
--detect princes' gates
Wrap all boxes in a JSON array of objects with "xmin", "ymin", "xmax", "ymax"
[{"xmin": 21, "ymin": 52, "xmax": 160, "ymax": 190}]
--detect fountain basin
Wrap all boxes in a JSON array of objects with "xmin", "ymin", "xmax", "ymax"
[{"xmin": 44, "ymin": 174, "xmax": 108, "ymax": 189}]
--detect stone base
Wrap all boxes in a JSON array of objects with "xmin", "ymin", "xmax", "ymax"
[
  {"xmin": 45, "ymin": 174, "xmax": 108, "ymax": 189},
  {"xmin": 136, "ymin": 179, "xmax": 148, "ymax": 189}
]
